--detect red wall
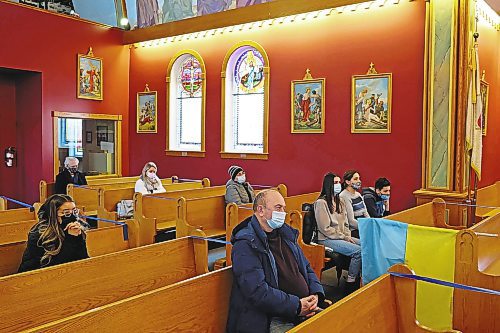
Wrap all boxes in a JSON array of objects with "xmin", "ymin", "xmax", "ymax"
[
  {"xmin": 0, "ymin": 1, "xmax": 130, "ymax": 204},
  {"xmin": 0, "ymin": 73, "xmax": 18, "ymax": 200},
  {"xmin": 477, "ymin": 19, "xmax": 500, "ymax": 188},
  {"xmin": 128, "ymin": 1, "xmax": 426, "ymax": 212}
]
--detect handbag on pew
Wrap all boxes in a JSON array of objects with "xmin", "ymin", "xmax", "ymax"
[{"xmin": 117, "ymin": 200, "xmax": 134, "ymax": 219}]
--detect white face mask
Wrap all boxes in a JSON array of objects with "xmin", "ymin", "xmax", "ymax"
[
  {"xmin": 146, "ymin": 171, "xmax": 156, "ymax": 179},
  {"xmin": 236, "ymin": 175, "xmax": 246, "ymax": 184},
  {"xmin": 333, "ymin": 183, "xmax": 342, "ymax": 194}
]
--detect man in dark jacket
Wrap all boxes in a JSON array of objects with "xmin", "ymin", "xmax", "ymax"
[
  {"xmin": 55, "ymin": 157, "xmax": 87, "ymax": 194},
  {"xmin": 226, "ymin": 189, "xmax": 325, "ymax": 333},
  {"xmin": 362, "ymin": 177, "xmax": 391, "ymax": 218}
]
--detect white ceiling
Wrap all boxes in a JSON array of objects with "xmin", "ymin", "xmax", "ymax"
[{"xmin": 485, "ymin": 0, "xmax": 500, "ymax": 14}]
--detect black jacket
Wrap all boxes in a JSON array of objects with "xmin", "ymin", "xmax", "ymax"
[
  {"xmin": 362, "ymin": 187, "xmax": 390, "ymax": 218},
  {"xmin": 18, "ymin": 226, "xmax": 89, "ymax": 273},
  {"xmin": 55, "ymin": 169, "xmax": 87, "ymax": 194}
]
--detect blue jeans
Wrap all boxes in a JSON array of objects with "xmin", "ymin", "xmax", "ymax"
[
  {"xmin": 318, "ymin": 238, "xmax": 361, "ymax": 280},
  {"xmin": 270, "ymin": 317, "xmax": 295, "ymax": 333}
]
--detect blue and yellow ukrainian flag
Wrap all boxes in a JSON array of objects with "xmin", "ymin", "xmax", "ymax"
[{"xmin": 359, "ymin": 218, "xmax": 458, "ymax": 330}]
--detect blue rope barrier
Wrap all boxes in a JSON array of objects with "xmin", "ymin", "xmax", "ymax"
[
  {"xmin": 0, "ymin": 196, "xmax": 34, "ymax": 210},
  {"xmin": 189, "ymin": 235, "xmax": 231, "ymax": 245},
  {"xmin": 143, "ymin": 195, "xmax": 177, "ymax": 201},
  {"xmin": 176, "ymin": 178, "xmax": 203, "ymax": 183},
  {"xmin": 79, "ymin": 215, "xmax": 128, "ymax": 241},
  {"xmin": 252, "ymin": 184, "xmax": 274, "ymax": 188},
  {"xmin": 72, "ymin": 185, "xmax": 99, "ymax": 191},
  {"xmin": 389, "ymin": 272, "xmax": 500, "ymax": 296}
]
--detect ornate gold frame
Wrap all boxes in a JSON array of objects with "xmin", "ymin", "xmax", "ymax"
[
  {"xmin": 52, "ymin": 111, "xmax": 122, "ymax": 180},
  {"xmin": 220, "ymin": 40, "xmax": 270, "ymax": 160},
  {"xmin": 77, "ymin": 47, "xmax": 103, "ymax": 101},
  {"xmin": 165, "ymin": 49, "xmax": 206, "ymax": 157},
  {"xmin": 136, "ymin": 84, "xmax": 158, "ymax": 134},
  {"xmin": 351, "ymin": 63, "xmax": 392, "ymax": 134},
  {"xmin": 480, "ymin": 76, "xmax": 489, "ymax": 136},
  {"xmin": 291, "ymin": 69, "xmax": 326, "ymax": 134}
]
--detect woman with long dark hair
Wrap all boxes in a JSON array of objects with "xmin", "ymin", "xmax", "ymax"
[
  {"xmin": 314, "ymin": 173, "xmax": 361, "ymax": 288},
  {"xmin": 339, "ymin": 169, "xmax": 369, "ymax": 238},
  {"xmin": 18, "ymin": 194, "xmax": 89, "ymax": 273}
]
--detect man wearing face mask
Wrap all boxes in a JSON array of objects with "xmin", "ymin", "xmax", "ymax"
[
  {"xmin": 362, "ymin": 177, "xmax": 391, "ymax": 218},
  {"xmin": 226, "ymin": 190, "xmax": 325, "ymax": 333},
  {"xmin": 55, "ymin": 156, "xmax": 88, "ymax": 194},
  {"xmin": 225, "ymin": 165, "xmax": 255, "ymax": 205}
]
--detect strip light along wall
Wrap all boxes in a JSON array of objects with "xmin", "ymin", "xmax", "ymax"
[
  {"xmin": 477, "ymin": 0, "xmax": 500, "ymax": 30},
  {"xmin": 134, "ymin": 0, "xmax": 407, "ymax": 48}
]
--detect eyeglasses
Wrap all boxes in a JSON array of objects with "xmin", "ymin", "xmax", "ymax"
[{"xmin": 58, "ymin": 208, "xmax": 80, "ymax": 217}]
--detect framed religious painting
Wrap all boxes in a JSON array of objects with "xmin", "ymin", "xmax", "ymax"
[
  {"xmin": 480, "ymin": 76, "xmax": 489, "ymax": 136},
  {"xmin": 291, "ymin": 69, "xmax": 325, "ymax": 133},
  {"xmin": 137, "ymin": 84, "xmax": 158, "ymax": 133},
  {"xmin": 351, "ymin": 63, "xmax": 392, "ymax": 133},
  {"xmin": 77, "ymin": 47, "xmax": 103, "ymax": 100}
]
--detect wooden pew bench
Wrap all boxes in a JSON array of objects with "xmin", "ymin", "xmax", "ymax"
[
  {"xmin": 176, "ymin": 195, "xmax": 227, "ymax": 239},
  {"xmin": 97, "ymin": 179, "xmax": 209, "ymax": 221},
  {"xmin": 453, "ymin": 214, "xmax": 499, "ymax": 332},
  {"xmin": 25, "ymin": 267, "xmax": 232, "ymax": 332},
  {"xmin": 0, "ymin": 235, "xmax": 209, "ymax": 332},
  {"xmin": 0, "ymin": 207, "xmax": 36, "ymax": 224},
  {"xmin": 387, "ymin": 198, "xmax": 464, "ymax": 229},
  {"xmin": 475, "ymin": 181, "xmax": 500, "ymax": 220},
  {"xmin": 290, "ymin": 264, "xmax": 461, "ymax": 333},
  {"xmin": 133, "ymin": 185, "xmax": 227, "ymax": 245}
]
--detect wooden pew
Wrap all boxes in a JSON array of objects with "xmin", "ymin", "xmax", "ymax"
[
  {"xmin": 0, "ymin": 207, "xmax": 36, "ymax": 224},
  {"xmin": 176, "ymin": 195, "xmax": 227, "ymax": 238},
  {"xmin": 290, "ymin": 264, "xmax": 461, "ymax": 333},
  {"xmin": 475, "ymin": 181, "xmax": 500, "ymax": 219},
  {"xmin": 224, "ymin": 203, "xmax": 254, "ymax": 267},
  {"xmin": 0, "ymin": 220, "xmax": 140, "ymax": 278},
  {"xmin": 25, "ymin": 267, "xmax": 232, "ymax": 332},
  {"xmin": 0, "ymin": 220, "xmax": 37, "ymax": 245},
  {"xmin": 133, "ymin": 185, "xmax": 226, "ymax": 245},
  {"xmin": 285, "ymin": 191, "xmax": 320, "ymax": 212},
  {"xmin": 97, "ymin": 179, "xmax": 209, "ymax": 221},
  {"xmin": 387, "ymin": 198, "xmax": 464, "ymax": 230},
  {"xmin": 0, "ymin": 235, "xmax": 209, "ymax": 332},
  {"xmin": 453, "ymin": 213, "xmax": 499, "ymax": 332},
  {"xmin": 0, "ymin": 196, "xmax": 6, "ymax": 210}
]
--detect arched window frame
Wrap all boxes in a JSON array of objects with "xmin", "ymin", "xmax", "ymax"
[
  {"xmin": 166, "ymin": 50, "xmax": 206, "ymax": 157},
  {"xmin": 220, "ymin": 41, "xmax": 270, "ymax": 160}
]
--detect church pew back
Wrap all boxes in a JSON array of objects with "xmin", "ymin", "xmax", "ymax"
[
  {"xmin": 475, "ymin": 181, "xmax": 500, "ymax": 218},
  {"xmin": 291, "ymin": 264, "xmax": 460, "ymax": 333},
  {"xmin": 285, "ymin": 191, "xmax": 320, "ymax": 212},
  {"xmin": 97, "ymin": 181, "xmax": 206, "ymax": 221},
  {"xmin": 27, "ymin": 267, "xmax": 232, "ymax": 333},
  {"xmin": 0, "ymin": 220, "xmax": 37, "ymax": 245},
  {"xmin": 176, "ymin": 195, "xmax": 226, "ymax": 238},
  {"xmin": 453, "ymin": 214, "xmax": 500, "ymax": 332},
  {"xmin": 387, "ymin": 198, "xmax": 464, "ymax": 229},
  {"xmin": 0, "ymin": 207, "xmax": 35, "ymax": 224},
  {"xmin": 0, "ymin": 241, "xmax": 25, "ymax": 277},
  {"xmin": 0, "ymin": 236, "xmax": 208, "ymax": 332}
]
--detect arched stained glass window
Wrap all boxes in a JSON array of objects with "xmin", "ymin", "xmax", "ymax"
[
  {"xmin": 166, "ymin": 51, "xmax": 205, "ymax": 157},
  {"xmin": 221, "ymin": 42, "xmax": 269, "ymax": 159}
]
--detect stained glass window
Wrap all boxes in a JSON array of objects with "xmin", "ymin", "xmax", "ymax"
[
  {"xmin": 168, "ymin": 53, "xmax": 204, "ymax": 153},
  {"xmin": 223, "ymin": 46, "xmax": 267, "ymax": 155}
]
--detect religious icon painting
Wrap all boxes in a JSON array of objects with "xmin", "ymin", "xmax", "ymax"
[
  {"xmin": 77, "ymin": 47, "xmax": 103, "ymax": 100},
  {"xmin": 480, "ymin": 78, "xmax": 489, "ymax": 136},
  {"xmin": 137, "ymin": 84, "xmax": 158, "ymax": 133},
  {"xmin": 291, "ymin": 69, "xmax": 325, "ymax": 133},
  {"xmin": 234, "ymin": 49, "xmax": 265, "ymax": 94},
  {"xmin": 180, "ymin": 56, "xmax": 203, "ymax": 98},
  {"xmin": 351, "ymin": 63, "xmax": 392, "ymax": 133}
]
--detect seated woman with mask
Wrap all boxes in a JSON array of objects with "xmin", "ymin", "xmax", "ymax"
[
  {"xmin": 18, "ymin": 194, "xmax": 89, "ymax": 273},
  {"xmin": 225, "ymin": 165, "xmax": 255, "ymax": 205},
  {"xmin": 134, "ymin": 161, "xmax": 166, "ymax": 194}
]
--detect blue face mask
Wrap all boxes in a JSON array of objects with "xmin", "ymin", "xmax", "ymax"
[
  {"xmin": 266, "ymin": 211, "xmax": 287, "ymax": 229},
  {"xmin": 333, "ymin": 183, "xmax": 342, "ymax": 194},
  {"xmin": 380, "ymin": 194, "xmax": 390, "ymax": 201}
]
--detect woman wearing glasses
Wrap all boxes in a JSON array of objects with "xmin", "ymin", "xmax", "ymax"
[{"xmin": 18, "ymin": 194, "xmax": 89, "ymax": 273}]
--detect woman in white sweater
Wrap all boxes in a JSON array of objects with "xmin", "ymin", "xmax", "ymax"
[
  {"xmin": 314, "ymin": 173, "xmax": 361, "ymax": 286},
  {"xmin": 134, "ymin": 162, "xmax": 166, "ymax": 194}
]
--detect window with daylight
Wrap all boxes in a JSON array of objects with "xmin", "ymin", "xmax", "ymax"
[
  {"xmin": 221, "ymin": 43, "xmax": 269, "ymax": 159},
  {"xmin": 166, "ymin": 51, "xmax": 205, "ymax": 157}
]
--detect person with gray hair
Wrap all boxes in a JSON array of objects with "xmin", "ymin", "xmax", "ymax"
[
  {"xmin": 134, "ymin": 161, "xmax": 166, "ymax": 194},
  {"xmin": 55, "ymin": 157, "xmax": 87, "ymax": 194}
]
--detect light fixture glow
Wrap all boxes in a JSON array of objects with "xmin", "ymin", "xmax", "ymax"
[{"xmin": 120, "ymin": 17, "xmax": 129, "ymax": 26}]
